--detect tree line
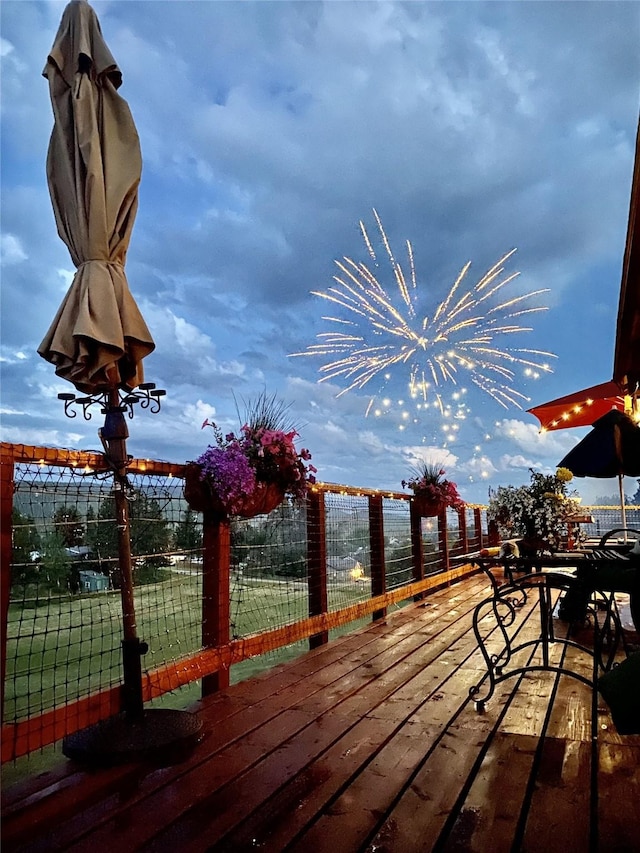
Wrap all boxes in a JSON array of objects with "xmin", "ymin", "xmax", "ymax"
[{"xmin": 11, "ymin": 493, "xmax": 203, "ymax": 596}]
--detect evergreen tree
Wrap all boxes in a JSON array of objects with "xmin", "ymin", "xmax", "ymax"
[
  {"xmin": 53, "ymin": 505, "xmax": 85, "ymax": 547},
  {"xmin": 39, "ymin": 531, "xmax": 71, "ymax": 591},
  {"xmin": 174, "ymin": 509, "xmax": 203, "ymax": 552},
  {"xmin": 11, "ymin": 508, "xmax": 41, "ymax": 590},
  {"xmin": 132, "ymin": 493, "xmax": 172, "ymax": 571},
  {"xmin": 89, "ymin": 490, "xmax": 171, "ymax": 587}
]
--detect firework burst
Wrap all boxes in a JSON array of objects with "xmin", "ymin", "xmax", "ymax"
[{"xmin": 292, "ymin": 210, "xmax": 555, "ymax": 423}]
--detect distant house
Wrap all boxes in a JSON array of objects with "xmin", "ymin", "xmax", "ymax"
[
  {"xmin": 78, "ymin": 570, "xmax": 109, "ymax": 593},
  {"xmin": 65, "ymin": 546, "xmax": 93, "ymax": 560},
  {"xmin": 327, "ymin": 556, "xmax": 365, "ymax": 582}
]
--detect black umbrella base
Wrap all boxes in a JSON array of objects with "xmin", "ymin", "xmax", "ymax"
[{"xmin": 62, "ymin": 709, "xmax": 204, "ymax": 767}]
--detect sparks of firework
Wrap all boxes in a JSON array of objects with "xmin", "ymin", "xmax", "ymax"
[{"xmin": 291, "ymin": 209, "xmax": 555, "ymax": 413}]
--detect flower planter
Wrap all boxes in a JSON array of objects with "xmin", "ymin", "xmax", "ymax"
[
  {"xmin": 183, "ymin": 463, "xmax": 285, "ymax": 519},
  {"xmin": 412, "ymin": 495, "xmax": 444, "ymax": 517}
]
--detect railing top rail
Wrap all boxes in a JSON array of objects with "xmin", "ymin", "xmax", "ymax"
[{"xmin": 1, "ymin": 442, "xmax": 184, "ymax": 478}]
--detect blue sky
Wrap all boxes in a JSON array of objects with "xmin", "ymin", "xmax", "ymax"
[{"xmin": 1, "ymin": 0, "xmax": 639, "ymax": 505}]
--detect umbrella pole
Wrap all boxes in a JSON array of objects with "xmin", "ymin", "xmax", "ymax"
[
  {"xmin": 102, "ymin": 388, "xmax": 146, "ymax": 720},
  {"xmin": 114, "ymin": 475, "xmax": 147, "ymax": 720},
  {"xmin": 60, "ymin": 385, "xmax": 203, "ymax": 765},
  {"xmin": 618, "ymin": 473, "xmax": 628, "ymax": 538}
]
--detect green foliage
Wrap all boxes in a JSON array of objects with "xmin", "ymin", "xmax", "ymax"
[
  {"xmin": 11, "ymin": 508, "xmax": 41, "ymax": 590},
  {"xmin": 273, "ymin": 544, "xmax": 307, "ymax": 578},
  {"xmin": 86, "ymin": 490, "xmax": 171, "ymax": 586},
  {"xmin": 488, "ymin": 468, "xmax": 578, "ymax": 553},
  {"xmin": 52, "ymin": 505, "xmax": 85, "ymax": 547},
  {"xmin": 174, "ymin": 509, "xmax": 202, "ymax": 552},
  {"xmin": 39, "ymin": 531, "xmax": 72, "ymax": 591}
]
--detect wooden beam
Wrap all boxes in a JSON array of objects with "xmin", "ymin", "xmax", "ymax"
[
  {"xmin": 307, "ymin": 490, "xmax": 328, "ymax": 648},
  {"xmin": 369, "ymin": 495, "xmax": 387, "ymax": 620},
  {"xmin": 202, "ymin": 513, "xmax": 231, "ymax": 694}
]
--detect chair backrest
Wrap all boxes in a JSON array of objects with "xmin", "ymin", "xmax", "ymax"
[{"xmin": 598, "ymin": 528, "xmax": 640, "ymax": 546}]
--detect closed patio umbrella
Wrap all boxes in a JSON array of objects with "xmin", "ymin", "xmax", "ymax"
[
  {"xmin": 38, "ymin": 0, "xmax": 154, "ymax": 393},
  {"xmin": 38, "ymin": 0, "xmax": 200, "ymax": 763}
]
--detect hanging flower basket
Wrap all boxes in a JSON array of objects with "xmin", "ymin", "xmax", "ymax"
[
  {"xmin": 412, "ymin": 494, "xmax": 444, "ymax": 517},
  {"xmin": 402, "ymin": 462, "xmax": 463, "ymax": 517},
  {"xmin": 184, "ymin": 463, "xmax": 285, "ymax": 519}
]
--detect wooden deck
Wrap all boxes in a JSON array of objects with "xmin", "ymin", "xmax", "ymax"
[{"xmin": 3, "ymin": 571, "xmax": 639, "ymax": 853}]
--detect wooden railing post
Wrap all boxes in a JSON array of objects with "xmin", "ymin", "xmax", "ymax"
[
  {"xmin": 474, "ymin": 507, "xmax": 484, "ymax": 549},
  {"xmin": 368, "ymin": 495, "xmax": 386, "ymax": 621},
  {"xmin": 438, "ymin": 508, "xmax": 450, "ymax": 572},
  {"xmin": 1, "ymin": 448, "xmax": 14, "ymax": 720},
  {"xmin": 201, "ymin": 512, "xmax": 230, "ymax": 694},
  {"xmin": 488, "ymin": 518, "xmax": 500, "ymax": 547},
  {"xmin": 459, "ymin": 507, "xmax": 468, "ymax": 554},
  {"xmin": 409, "ymin": 502, "xmax": 424, "ymax": 599},
  {"xmin": 307, "ymin": 490, "xmax": 328, "ymax": 648}
]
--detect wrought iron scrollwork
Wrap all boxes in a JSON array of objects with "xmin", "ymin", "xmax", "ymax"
[
  {"xmin": 58, "ymin": 382, "xmax": 166, "ymax": 421},
  {"xmin": 468, "ymin": 573, "xmax": 621, "ymax": 713}
]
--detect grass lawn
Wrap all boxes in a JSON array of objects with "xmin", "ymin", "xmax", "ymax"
[
  {"xmin": 4, "ymin": 570, "xmax": 372, "ymax": 723},
  {"xmin": 2, "ymin": 571, "xmax": 373, "ymax": 788}
]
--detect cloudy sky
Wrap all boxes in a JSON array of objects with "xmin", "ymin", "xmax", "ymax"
[{"xmin": 1, "ymin": 0, "xmax": 639, "ymax": 505}]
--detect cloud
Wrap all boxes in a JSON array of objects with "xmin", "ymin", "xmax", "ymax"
[
  {"xmin": 494, "ymin": 418, "xmax": 577, "ymax": 458},
  {"xmin": 1, "ymin": 1, "xmax": 638, "ymax": 504},
  {"xmin": 402, "ymin": 445, "xmax": 459, "ymax": 470},
  {"xmin": 1, "ymin": 233, "xmax": 27, "ymax": 264}
]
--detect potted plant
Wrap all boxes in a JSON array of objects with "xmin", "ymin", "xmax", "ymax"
[
  {"xmin": 487, "ymin": 467, "xmax": 578, "ymax": 555},
  {"xmin": 184, "ymin": 392, "xmax": 316, "ymax": 519},
  {"xmin": 402, "ymin": 462, "xmax": 464, "ymax": 517}
]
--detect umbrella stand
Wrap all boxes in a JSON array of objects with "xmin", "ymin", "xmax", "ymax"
[{"xmin": 58, "ymin": 386, "xmax": 203, "ymax": 765}]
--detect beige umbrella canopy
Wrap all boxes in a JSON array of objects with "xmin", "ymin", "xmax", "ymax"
[{"xmin": 38, "ymin": 0, "xmax": 154, "ymax": 394}]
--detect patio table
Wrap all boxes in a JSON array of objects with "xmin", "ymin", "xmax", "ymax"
[{"xmin": 462, "ymin": 549, "xmax": 640, "ymax": 632}]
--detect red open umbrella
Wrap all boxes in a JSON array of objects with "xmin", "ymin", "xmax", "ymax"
[{"xmin": 527, "ymin": 381, "xmax": 632, "ymax": 432}]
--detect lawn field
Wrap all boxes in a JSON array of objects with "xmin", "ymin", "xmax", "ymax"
[{"xmin": 4, "ymin": 569, "xmax": 373, "ymax": 723}]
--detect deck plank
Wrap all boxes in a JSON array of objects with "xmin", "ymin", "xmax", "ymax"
[{"xmin": 3, "ymin": 573, "xmax": 639, "ymax": 853}]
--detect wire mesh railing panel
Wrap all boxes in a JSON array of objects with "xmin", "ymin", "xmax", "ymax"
[
  {"xmin": 5, "ymin": 463, "xmax": 204, "ymax": 727},
  {"xmin": 229, "ymin": 501, "xmax": 310, "ymax": 640},
  {"xmin": 324, "ymin": 492, "xmax": 373, "ymax": 610},
  {"xmin": 420, "ymin": 516, "xmax": 442, "ymax": 574},
  {"xmin": 446, "ymin": 507, "xmax": 464, "ymax": 559},
  {"xmin": 7, "ymin": 463, "xmax": 124, "ymax": 724},
  {"xmin": 123, "ymin": 474, "xmax": 204, "ymax": 668},
  {"xmin": 465, "ymin": 507, "xmax": 480, "ymax": 551},
  {"xmin": 581, "ymin": 506, "xmax": 640, "ymax": 540},
  {"xmin": 382, "ymin": 499, "xmax": 413, "ymax": 590}
]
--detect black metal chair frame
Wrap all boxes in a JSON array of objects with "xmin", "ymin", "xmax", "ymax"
[{"xmin": 469, "ymin": 571, "xmax": 624, "ymax": 714}]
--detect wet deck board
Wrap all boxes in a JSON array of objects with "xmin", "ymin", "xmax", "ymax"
[{"xmin": 3, "ymin": 572, "xmax": 639, "ymax": 853}]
